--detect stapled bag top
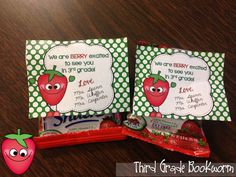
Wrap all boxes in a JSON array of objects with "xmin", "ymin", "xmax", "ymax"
[
  {"xmin": 25, "ymin": 38, "xmax": 130, "ymax": 118},
  {"xmin": 132, "ymin": 45, "xmax": 231, "ymax": 121}
]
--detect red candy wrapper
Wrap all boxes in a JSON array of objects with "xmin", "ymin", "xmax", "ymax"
[
  {"xmin": 34, "ymin": 113, "xmax": 126, "ymax": 149},
  {"xmin": 123, "ymin": 114, "xmax": 210, "ymax": 157}
]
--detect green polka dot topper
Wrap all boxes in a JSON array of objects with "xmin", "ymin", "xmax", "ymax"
[
  {"xmin": 25, "ymin": 38, "xmax": 130, "ymax": 118},
  {"xmin": 132, "ymin": 45, "xmax": 231, "ymax": 121}
]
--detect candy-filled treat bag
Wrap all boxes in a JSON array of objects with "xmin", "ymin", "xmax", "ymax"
[
  {"xmin": 122, "ymin": 42, "xmax": 231, "ymax": 157},
  {"xmin": 123, "ymin": 114, "xmax": 210, "ymax": 157},
  {"xmin": 25, "ymin": 38, "xmax": 130, "ymax": 148},
  {"xmin": 35, "ymin": 113, "xmax": 125, "ymax": 149}
]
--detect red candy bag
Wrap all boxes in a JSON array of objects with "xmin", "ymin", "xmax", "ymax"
[
  {"xmin": 122, "ymin": 41, "xmax": 216, "ymax": 157},
  {"xmin": 34, "ymin": 113, "xmax": 126, "ymax": 149},
  {"xmin": 123, "ymin": 114, "xmax": 210, "ymax": 157}
]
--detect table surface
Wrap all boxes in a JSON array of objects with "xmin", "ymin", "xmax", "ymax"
[{"xmin": 0, "ymin": 0, "xmax": 236, "ymax": 176}]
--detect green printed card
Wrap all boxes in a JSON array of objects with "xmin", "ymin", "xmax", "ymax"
[
  {"xmin": 132, "ymin": 45, "xmax": 231, "ymax": 121},
  {"xmin": 25, "ymin": 38, "xmax": 130, "ymax": 118}
]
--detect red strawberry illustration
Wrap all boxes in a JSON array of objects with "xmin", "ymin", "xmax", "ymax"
[
  {"xmin": 1, "ymin": 129, "xmax": 35, "ymax": 175},
  {"xmin": 143, "ymin": 71, "xmax": 176, "ymax": 118},
  {"xmin": 29, "ymin": 65, "xmax": 75, "ymax": 117},
  {"xmin": 38, "ymin": 68, "xmax": 67, "ymax": 106}
]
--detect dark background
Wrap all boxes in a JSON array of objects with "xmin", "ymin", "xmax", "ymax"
[{"xmin": 0, "ymin": 0, "xmax": 235, "ymax": 176}]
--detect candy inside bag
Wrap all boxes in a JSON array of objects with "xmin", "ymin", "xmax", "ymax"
[
  {"xmin": 34, "ymin": 113, "xmax": 126, "ymax": 149},
  {"xmin": 122, "ymin": 114, "xmax": 210, "ymax": 157}
]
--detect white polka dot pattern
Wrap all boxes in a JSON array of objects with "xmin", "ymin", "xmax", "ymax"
[
  {"xmin": 132, "ymin": 45, "xmax": 231, "ymax": 121},
  {"xmin": 25, "ymin": 38, "xmax": 130, "ymax": 118}
]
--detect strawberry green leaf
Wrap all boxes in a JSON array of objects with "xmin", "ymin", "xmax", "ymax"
[
  {"xmin": 44, "ymin": 65, "xmax": 65, "ymax": 82},
  {"xmin": 4, "ymin": 129, "xmax": 32, "ymax": 148},
  {"xmin": 149, "ymin": 71, "xmax": 167, "ymax": 84},
  {"xmin": 69, "ymin": 75, "xmax": 75, "ymax": 82},
  {"xmin": 5, "ymin": 134, "xmax": 19, "ymax": 139},
  {"xmin": 53, "ymin": 71, "xmax": 64, "ymax": 77},
  {"xmin": 158, "ymin": 75, "xmax": 166, "ymax": 82},
  {"xmin": 48, "ymin": 72, "xmax": 55, "ymax": 81},
  {"xmin": 44, "ymin": 70, "xmax": 64, "ymax": 78},
  {"xmin": 171, "ymin": 82, "xmax": 176, "ymax": 88},
  {"xmin": 17, "ymin": 138, "xmax": 27, "ymax": 148},
  {"xmin": 21, "ymin": 134, "xmax": 33, "ymax": 139}
]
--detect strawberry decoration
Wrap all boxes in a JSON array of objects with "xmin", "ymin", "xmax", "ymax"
[
  {"xmin": 29, "ymin": 65, "xmax": 75, "ymax": 117},
  {"xmin": 2, "ymin": 129, "xmax": 36, "ymax": 175},
  {"xmin": 143, "ymin": 71, "xmax": 176, "ymax": 118}
]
